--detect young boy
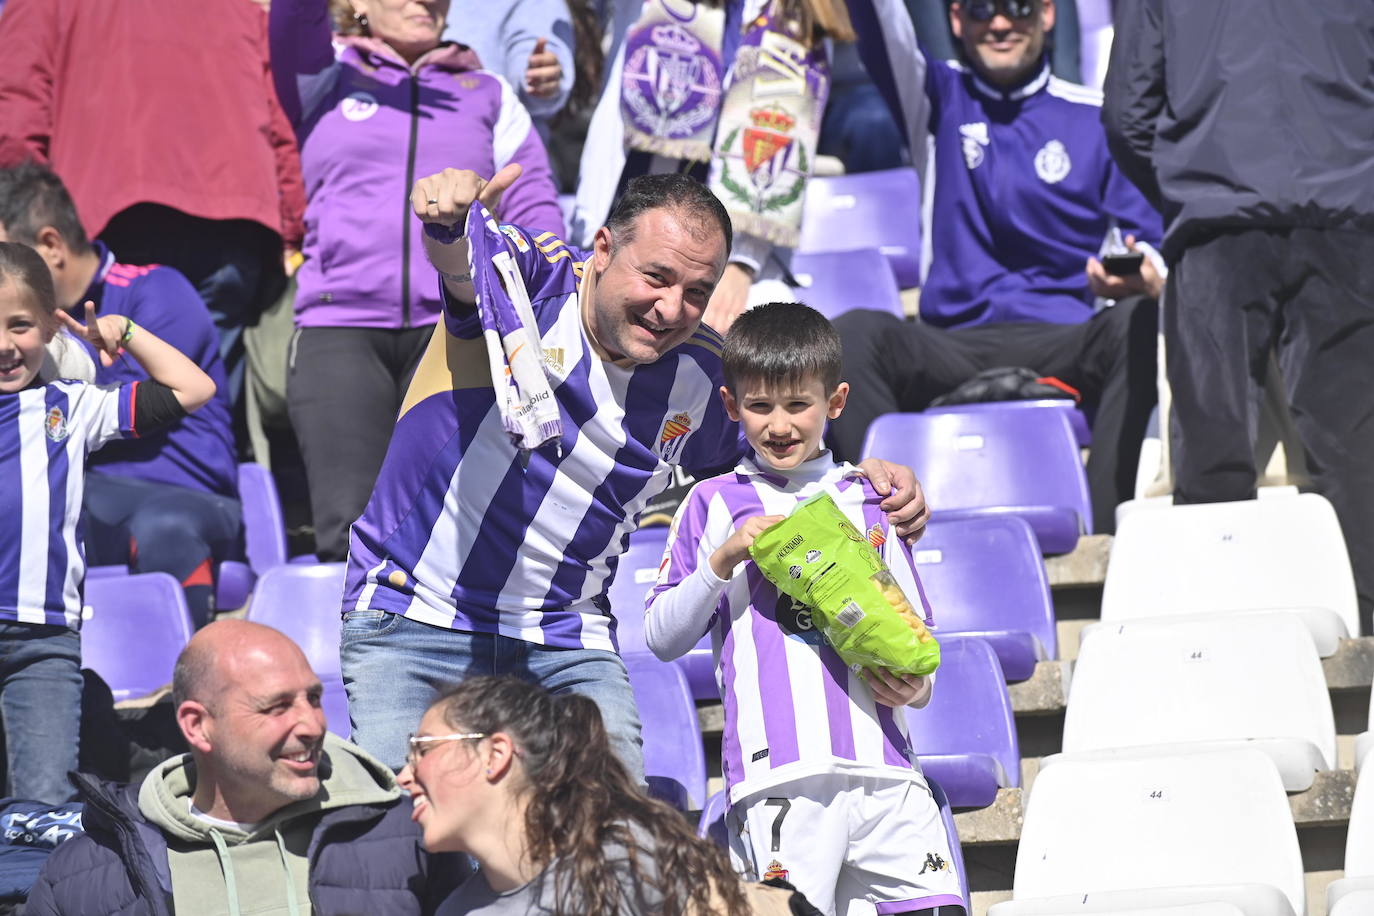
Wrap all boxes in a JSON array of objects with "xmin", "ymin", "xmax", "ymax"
[{"xmin": 644, "ymin": 303, "xmax": 964, "ymax": 916}]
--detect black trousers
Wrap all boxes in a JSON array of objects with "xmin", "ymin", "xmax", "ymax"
[
  {"xmin": 1167, "ymin": 228, "xmax": 1374, "ymax": 633},
  {"xmin": 828, "ymin": 298, "xmax": 1159, "ymax": 535},
  {"xmin": 287, "ymin": 325, "xmax": 432, "ymax": 561}
]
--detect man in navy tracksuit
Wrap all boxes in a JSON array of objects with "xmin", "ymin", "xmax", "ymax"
[
  {"xmin": 1103, "ymin": 0, "xmax": 1374, "ymax": 631},
  {"xmin": 0, "ymin": 164, "xmax": 239, "ymax": 626},
  {"xmin": 831, "ymin": 0, "xmax": 1163, "ymax": 535}
]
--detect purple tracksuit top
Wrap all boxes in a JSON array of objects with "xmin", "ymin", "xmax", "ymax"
[{"xmin": 269, "ymin": 0, "xmax": 567, "ymax": 329}]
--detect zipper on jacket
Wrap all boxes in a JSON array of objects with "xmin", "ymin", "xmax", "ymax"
[{"xmin": 400, "ymin": 77, "xmax": 421, "ymax": 329}]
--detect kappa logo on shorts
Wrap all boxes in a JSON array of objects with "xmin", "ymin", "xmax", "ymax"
[
  {"xmin": 918, "ymin": 852, "xmax": 950, "ymax": 874},
  {"xmin": 763, "ymin": 859, "xmax": 789, "ymax": 882},
  {"xmin": 44, "ymin": 406, "xmax": 69, "ymax": 442},
  {"xmin": 658, "ymin": 412, "xmax": 693, "ymax": 462}
]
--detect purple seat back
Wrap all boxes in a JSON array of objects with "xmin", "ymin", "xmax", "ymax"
[
  {"xmin": 238, "ymin": 463, "xmax": 288, "ymax": 574},
  {"xmin": 929, "ymin": 399, "xmax": 1092, "ymax": 447},
  {"xmin": 862, "ymin": 409, "xmax": 1091, "ymax": 553},
  {"xmin": 697, "ymin": 789, "xmax": 729, "ymax": 845},
  {"xmin": 82, "ymin": 572, "xmax": 194, "ymax": 702},
  {"xmin": 625, "ymin": 653, "xmax": 707, "ymax": 811},
  {"xmin": 798, "ymin": 169, "xmax": 923, "ymax": 288},
  {"xmin": 320, "ymin": 674, "xmax": 352, "ymax": 740},
  {"xmin": 790, "ymin": 249, "xmax": 904, "ymax": 320},
  {"xmin": 906, "ymin": 637, "xmax": 1020, "ymax": 808},
  {"xmin": 912, "ymin": 516, "xmax": 1056, "ymax": 680},
  {"xmin": 610, "ymin": 527, "xmax": 718, "ymax": 701},
  {"xmin": 245, "ymin": 563, "xmax": 346, "ymax": 677}
]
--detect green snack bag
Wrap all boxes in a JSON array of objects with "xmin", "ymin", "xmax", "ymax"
[{"xmin": 749, "ymin": 492, "xmax": 940, "ymax": 676}]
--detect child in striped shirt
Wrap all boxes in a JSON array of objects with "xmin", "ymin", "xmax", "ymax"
[
  {"xmin": 646, "ymin": 303, "xmax": 963, "ymax": 916},
  {"xmin": 0, "ymin": 242, "xmax": 215, "ymax": 803}
]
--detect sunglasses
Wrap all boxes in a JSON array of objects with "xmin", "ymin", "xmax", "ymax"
[
  {"xmin": 963, "ymin": 0, "xmax": 1040, "ymax": 22},
  {"xmin": 405, "ymin": 732, "xmax": 486, "ymax": 769}
]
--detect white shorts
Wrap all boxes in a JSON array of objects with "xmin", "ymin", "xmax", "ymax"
[{"xmin": 727, "ymin": 773, "xmax": 965, "ymax": 916}]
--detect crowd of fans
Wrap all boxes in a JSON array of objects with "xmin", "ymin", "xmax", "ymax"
[{"xmin": 0, "ymin": 0, "xmax": 1370, "ymax": 912}]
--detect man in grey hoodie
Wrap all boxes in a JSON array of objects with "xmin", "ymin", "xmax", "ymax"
[{"xmin": 27, "ymin": 620, "xmax": 467, "ymax": 915}]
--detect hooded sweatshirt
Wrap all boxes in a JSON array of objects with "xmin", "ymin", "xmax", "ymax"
[{"xmin": 137, "ymin": 734, "xmax": 399, "ymax": 916}]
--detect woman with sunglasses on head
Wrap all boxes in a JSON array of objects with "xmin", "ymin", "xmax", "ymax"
[{"xmin": 399, "ymin": 676, "xmax": 769, "ymax": 916}]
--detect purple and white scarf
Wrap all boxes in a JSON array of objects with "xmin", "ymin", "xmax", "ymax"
[{"xmin": 466, "ymin": 201, "xmax": 562, "ymax": 454}]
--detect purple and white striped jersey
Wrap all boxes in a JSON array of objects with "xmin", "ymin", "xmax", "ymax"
[
  {"xmin": 343, "ymin": 226, "xmax": 743, "ymax": 651},
  {"xmin": 0, "ymin": 380, "xmax": 136, "ymax": 628},
  {"xmin": 646, "ymin": 455, "xmax": 931, "ymax": 803}
]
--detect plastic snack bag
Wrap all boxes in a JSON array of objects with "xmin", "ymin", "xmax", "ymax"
[{"xmin": 749, "ymin": 492, "xmax": 940, "ymax": 676}]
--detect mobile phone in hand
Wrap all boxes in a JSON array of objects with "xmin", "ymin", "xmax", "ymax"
[{"xmin": 1102, "ymin": 252, "xmax": 1144, "ymax": 276}]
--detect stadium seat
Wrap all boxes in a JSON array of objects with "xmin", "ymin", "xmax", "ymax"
[
  {"xmin": 928, "ymin": 399, "xmax": 1091, "ymax": 447},
  {"xmin": 245, "ymin": 563, "xmax": 346, "ymax": 678},
  {"xmin": 1328, "ymin": 762, "xmax": 1374, "ymax": 914},
  {"xmin": 697, "ymin": 790, "xmax": 728, "ymax": 848},
  {"xmin": 610, "ymin": 526, "xmax": 717, "ymax": 701},
  {"xmin": 862, "ymin": 409, "xmax": 1091, "ymax": 554},
  {"xmin": 905, "ymin": 637, "xmax": 1020, "ymax": 808},
  {"xmin": 1100, "ymin": 491, "xmax": 1358, "ymax": 656},
  {"xmin": 911, "ymin": 516, "xmax": 1056, "ymax": 680},
  {"xmin": 1058, "ymin": 613, "xmax": 1335, "ymax": 792},
  {"xmin": 320, "ymin": 674, "xmax": 351, "ymax": 740},
  {"xmin": 991, "ymin": 748, "xmax": 1304, "ymax": 916},
  {"xmin": 798, "ymin": 168, "xmax": 923, "ymax": 288},
  {"xmin": 789, "ymin": 249, "xmax": 904, "ymax": 320},
  {"xmin": 625, "ymin": 653, "xmax": 708, "ymax": 811},
  {"xmin": 82, "ymin": 572, "xmax": 194, "ymax": 702},
  {"xmin": 217, "ymin": 462, "xmax": 291, "ymax": 611}
]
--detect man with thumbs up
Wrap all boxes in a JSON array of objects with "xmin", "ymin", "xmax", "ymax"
[{"xmin": 338, "ymin": 168, "xmax": 933, "ymax": 779}]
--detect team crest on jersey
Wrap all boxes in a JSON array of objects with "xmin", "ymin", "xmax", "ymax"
[
  {"xmin": 959, "ymin": 122, "xmax": 989, "ymax": 170},
  {"xmin": 763, "ymin": 859, "xmax": 789, "ymax": 882},
  {"xmin": 44, "ymin": 406, "xmax": 69, "ymax": 442},
  {"xmin": 1034, "ymin": 139, "xmax": 1072, "ymax": 184},
  {"xmin": 340, "ymin": 91, "xmax": 379, "ymax": 122},
  {"xmin": 499, "ymin": 224, "xmax": 531, "ymax": 253},
  {"xmin": 866, "ymin": 523, "xmax": 886, "ymax": 549},
  {"xmin": 658, "ymin": 412, "xmax": 693, "ymax": 462}
]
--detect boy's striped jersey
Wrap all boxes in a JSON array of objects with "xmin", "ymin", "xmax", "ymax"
[
  {"xmin": 0, "ymin": 381, "xmax": 136, "ymax": 628},
  {"xmin": 648, "ymin": 455, "xmax": 935, "ymax": 802},
  {"xmin": 344, "ymin": 227, "xmax": 743, "ymax": 650}
]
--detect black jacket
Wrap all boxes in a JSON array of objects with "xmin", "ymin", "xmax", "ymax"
[
  {"xmin": 25, "ymin": 772, "xmax": 468, "ymax": 916},
  {"xmin": 1102, "ymin": 0, "xmax": 1374, "ymax": 261}
]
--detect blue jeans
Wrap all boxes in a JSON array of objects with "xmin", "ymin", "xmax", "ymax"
[
  {"xmin": 339, "ymin": 612, "xmax": 644, "ymax": 781},
  {"xmin": 0, "ymin": 624, "xmax": 81, "ymax": 804}
]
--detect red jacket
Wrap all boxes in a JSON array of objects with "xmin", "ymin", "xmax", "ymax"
[{"xmin": 0, "ymin": 0, "xmax": 305, "ymax": 246}]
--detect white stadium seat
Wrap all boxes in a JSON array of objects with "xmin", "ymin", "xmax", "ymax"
[
  {"xmin": 1056, "ymin": 613, "xmax": 1335, "ymax": 791},
  {"xmin": 1101, "ymin": 491, "xmax": 1358, "ymax": 655},
  {"xmin": 1328, "ymin": 763, "xmax": 1374, "ymax": 914},
  {"xmin": 989, "ymin": 748, "xmax": 1303, "ymax": 916}
]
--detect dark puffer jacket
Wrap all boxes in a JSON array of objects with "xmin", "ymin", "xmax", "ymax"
[{"xmin": 25, "ymin": 770, "xmax": 468, "ymax": 915}]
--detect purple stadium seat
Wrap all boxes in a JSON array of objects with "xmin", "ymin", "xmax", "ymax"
[
  {"xmin": 320, "ymin": 674, "xmax": 351, "ymax": 740},
  {"xmin": 625, "ymin": 653, "xmax": 707, "ymax": 811},
  {"xmin": 912, "ymin": 516, "xmax": 1056, "ymax": 681},
  {"xmin": 798, "ymin": 169, "xmax": 923, "ymax": 288},
  {"xmin": 862, "ymin": 409, "xmax": 1091, "ymax": 554},
  {"xmin": 789, "ymin": 249, "xmax": 904, "ymax": 320},
  {"xmin": 929, "ymin": 399, "xmax": 1092, "ymax": 447},
  {"xmin": 82, "ymin": 572, "xmax": 194, "ymax": 702},
  {"xmin": 697, "ymin": 781, "xmax": 969, "ymax": 909},
  {"xmin": 217, "ymin": 463, "xmax": 290, "ymax": 611},
  {"xmin": 906, "ymin": 637, "xmax": 1020, "ymax": 809},
  {"xmin": 245, "ymin": 563, "xmax": 346, "ymax": 677},
  {"xmin": 609, "ymin": 526, "xmax": 717, "ymax": 701}
]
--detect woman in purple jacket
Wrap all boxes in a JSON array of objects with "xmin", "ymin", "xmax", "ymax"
[{"xmin": 270, "ymin": 0, "xmax": 565, "ymax": 560}]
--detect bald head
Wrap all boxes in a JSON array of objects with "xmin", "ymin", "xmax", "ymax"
[{"xmin": 172, "ymin": 619, "xmax": 314, "ymax": 711}]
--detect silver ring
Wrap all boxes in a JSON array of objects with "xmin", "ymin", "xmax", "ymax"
[{"xmin": 426, "ymin": 198, "xmax": 439, "ymax": 205}]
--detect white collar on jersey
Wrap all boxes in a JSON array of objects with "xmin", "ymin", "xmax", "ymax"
[
  {"xmin": 969, "ymin": 58, "xmax": 1051, "ymax": 103},
  {"xmin": 739, "ymin": 450, "xmax": 859, "ymax": 488}
]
